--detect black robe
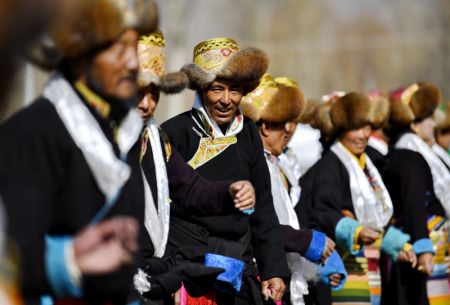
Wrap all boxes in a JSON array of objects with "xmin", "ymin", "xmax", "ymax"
[
  {"xmin": 0, "ymin": 97, "xmax": 145, "ymax": 305},
  {"xmin": 380, "ymin": 149, "xmax": 445, "ymax": 305},
  {"xmin": 161, "ymin": 111, "xmax": 290, "ymax": 304}
]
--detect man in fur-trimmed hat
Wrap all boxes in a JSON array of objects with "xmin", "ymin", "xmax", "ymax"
[
  {"xmin": 161, "ymin": 38, "xmax": 290, "ymax": 304},
  {"xmin": 133, "ymin": 31, "xmax": 257, "ymax": 305},
  {"xmin": 0, "ymin": 1, "xmax": 160, "ymax": 304},
  {"xmin": 241, "ymin": 74, "xmax": 348, "ymax": 305}
]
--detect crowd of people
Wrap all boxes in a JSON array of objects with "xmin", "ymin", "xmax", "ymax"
[{"xmin": 0, "ymin": 1, "xmax": 449, "ymax": 305}]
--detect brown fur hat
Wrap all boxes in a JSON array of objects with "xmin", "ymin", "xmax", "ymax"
[
  {"xmin": 369, "ymin": 96, "xmax": 390, "ymax": 130},
  {"xmin": 389, "ymin": 82, "xmax": 441, "ymax": 126},
  {"xmin": 311, "ymin": 101, "xmax": 335, "ymax": 136},
  {"xmin": 435, "ymin": 102, "xmax": 450, "ymax": 133},
  {"xmin": 298, "ymin": 98, "xmax": 321, "ymax": 124},
  {"xmin": 330, "ymin": 92, "xmax": 373, "ymax": 131},
  {"xmin": 181, "ymin": 38, "xmax": 268, "ymax": 94},
  {"xmin": 26, "ymin": 0, "xmax": 158, "ymax": 70},
  {"xmin": 241, "ymin": 74, "xmax": 305, "ymax": 124}
]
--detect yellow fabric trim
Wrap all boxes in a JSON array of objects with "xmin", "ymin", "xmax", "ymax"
[
  {"xmin": 75, "ymin": 81, "xmax": 111, "ymax": 119},
  {"xmin": 340, "ymin": 142, "xmax": 366, "ymax": 169},
  {"xmin": 353, "ymin": 226, "xmax": 364, "ymax": 251},
  {"xmin": 139, "ymin": 30, "xmax": 166, "ymax": 47},
  {"xmin": 193, "ymin": 37, "xmax": 239, "ymax": 59},
  {"xmin": 403, "ymin": 242, "xmax": 413, "ymax": 252},
  {"xmin": 188, "ymin": 136, "xmax": 237, "ymax": 169}
]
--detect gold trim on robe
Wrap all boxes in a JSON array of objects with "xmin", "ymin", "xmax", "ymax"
[{"xmin": 188, "ymin": 136, "xmax": 237, "ymax": 169}]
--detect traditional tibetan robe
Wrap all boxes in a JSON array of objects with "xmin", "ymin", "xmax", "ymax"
[
  {"xmin": 160, "ymin": 99, "xmax": 290, "ymax": 305},
  {"xmin": 382, "ymin": 133, "xmax": 450, "ymax": 305},
  {"xmin": 299, "ymin": 141, "xmax": 399, "ymax": 305},
  {"xmin": 0, "ymin": 73, "xmax": 145, "ymax": 305}
]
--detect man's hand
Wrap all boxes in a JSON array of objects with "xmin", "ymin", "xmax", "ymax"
[
  {"xmin": 261, "ymin": 277, "xmax": 285, "ymax": 302},
  {"xmin": 417, "ymin": 253, "xmax": 433, "ymax": 276},
  {"xmin": 397, "ymin": 249, "xmax": 417, "ymax": 267},
  {"xmin": 321, "ymin": 237, "xmax": 335, "ymax": 263},
  {"xmin": 229, "ymin": 180, "xmax": 255, "ymax": 211},
  {"xmin": 357, "ymin": 227, "xmax": 380, "ymax": 246},
  {"xmin": 329, "ymin": 273, "xmax": 342, "ymax": 288},
  {"xmin": 74, "ymin": 216, "xmax": 139, "ymax": 275}
]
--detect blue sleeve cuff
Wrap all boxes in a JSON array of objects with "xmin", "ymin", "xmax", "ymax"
[
  {"xmin": 241, "ymin": 208, "xmax": 254, "ymax": 215},
  {"xmin": 413, "ymin": 238, "xmax": 434, "ymax": 255},
  {"xmin": 45, "ymin": 236, "xmax": 82, "ymax": 298},
  {"xmin": 318, "ymin": 251, "xmax": 348, "ymax": 291},
  {"xmin": 381, "ymin": 226, "xmax": 410, "ymax": 261},
  {"xmin": 305, "ymin": 230, "xmax": 326, "ymax": 263},
  {"xmin": 335, "ymin": 217, "xmax": 360, "ymax": 255}
]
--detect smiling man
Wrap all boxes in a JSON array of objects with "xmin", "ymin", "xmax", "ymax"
[{"xmin": 161, "ymin": 38, "xmax": 289, "ymax": 305}]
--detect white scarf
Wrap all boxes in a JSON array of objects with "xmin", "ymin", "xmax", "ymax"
[
  {"xmin": 43, "ymin": 73, "xmax": 142, "ymax": 204},
  {"xmin": 265, "ymin": 153, "xmax": 318, "ymax": 305},
  {"xmin": 330, "ymin": 142, "xmax": 393, "ymax": 230},
  {"xmin": 368, "ymin": 136, "xmax": 388, "ymax": 156},
  {"xmin": 395, "ymin": 134, "xmax": 450, "ymax": 218},
  {"xmin": 279, "ymin": 148, "xmax": 302, "ymax": 206},
  {"xmin": 141, "ymin": 118, "xmax": 170, "ymax": 258},
  {"xmin": 191, "ymin": 93, "xmax": 244, "ymax": 138},
  {"xmin": 432, "ymin": 143, "xmax": 450, "ymax": 170}
]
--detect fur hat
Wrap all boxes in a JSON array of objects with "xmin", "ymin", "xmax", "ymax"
[
  {"xmin": 311, "ymin": 101, "xmax": 335, "ymax": 137},
  {"xmin": 368, "ymin": 95, "xmax": 390, "ymax": 130},
  {"xmin": 181, "ymin": 37, "xmax": 268, "ymax": 94},
  {"xmin": 330, "ymin": 92, "xmax": 373, "ymax": 131},
  {"xmin": 435, "ymin": 102, "xmax": 450, "ymax": 133},
  {"xmin": 298, "ymin": 98, "xmax": 321, "ymax": 125},
  {"xmin": 389, "ymin": 82, "xmax": 441, "ymax": 126},
  {"xmin": 26, "ymin": 0, "xmax": 158, "ymax": 70},
  {"xmin": 240, "ymin": 73, "xmax": 305, "ymax": 124},
  {"xmin": 137, "ymin": 31, "xmax": 188, "ymax": 94}
]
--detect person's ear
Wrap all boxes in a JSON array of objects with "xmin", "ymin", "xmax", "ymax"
[{"xmin": 260, "ymin": 121, "xmax": 270, "ymax": 137}]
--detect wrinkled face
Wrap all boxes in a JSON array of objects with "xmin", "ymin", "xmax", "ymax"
[
  {"xmin": 413, "ymin": 116, "xmax": 436, "ymax": 146},
  {"xmin": 90, "ymin": 28, "xmax": 139, "ymax": 101},
  {"xmin": 202, "ymin": 79, "xmax": 244, "ymax": 126},
  {"xmin": 261, "ymin": 122, "xmax": 291, "ymax": 157},
  {"xmin": 339, "ymin": 124, "xmax": 372, "ymax": 156},
  {"xmin": 137, "ymin": 83, "xmax": 160, "ymax": 122}
]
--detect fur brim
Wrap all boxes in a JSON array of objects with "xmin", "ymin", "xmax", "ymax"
[
  {"xmin": 330, "ymin": 92, "xmax": 372, "ymax": 130},
  {"xmin": 370, "ymin": 96, "xmax": 390, "ymax": 130},
  {"xmin": 158, "ymin": 72, "xmax": 189, "ymax": 94},
  {"xmin": 259, "ymin": 84, "xmax": 306, "ymax": 123},
  {"xmin": 26, "ymin": 0, "xmax": 159, "ymax": 70},
  {"xmin": 312, "ymin": 102, "xmax": 335, "ymax": 136},
  {"xmin": 389, "ymin": 100, "xmax": 415, "ymax": 126},
  {"xmin": 298, "ymin": 98, "xmax": 321, "ymax": 124},
  {"xmin": 182, "ymin": 47, "xmax": 268, "ymax": 94},
  {"xmin": 410, "ymin": 83, "xmax": 440, "ymax": 121}
]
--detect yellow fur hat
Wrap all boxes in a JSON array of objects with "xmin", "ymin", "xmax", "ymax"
[
  {"xmin": 181, "ymin": 37, "xmax": 268, "ymax": 94},
  {"xmin": 240, "ymin": 73, "xmax": 306, "ymax": 124},
  {"xmin": 27, "ymin": 0, "xmax": 158, "ymax": 70}
]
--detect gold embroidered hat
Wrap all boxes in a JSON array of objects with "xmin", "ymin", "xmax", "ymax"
[
  {"xmin": 181, "ymin": 37, "xmax": 269, "ymax": 94},
  {"xmin": 240, "ymin": 73, "xmax": 305, "ymax": 123},
  {"xmin": 26, "ymin": 0, "xmax": 159, "ymax": 70},
  {"xmin": 137, "ymin": 31, "xmax": 188, "ymax": 93},
  {"xmin": 389, "ymin": 82, "xmax": 441, "ymax": 126}
]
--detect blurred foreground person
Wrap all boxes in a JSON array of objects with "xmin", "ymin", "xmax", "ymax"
[
  {"xmin": 134, "ymin": 31, "xmax": 256, "ymax": 305},
  {"xmin": 162, "ymin": 38, "xmax": 290, "ymax": 304},
  {"xmin": 382, "ymin": 83, "xmax": 450, "ymax": 305},
  {"xmin": 241, "ymin": 74, "xmax": 346, "ymax": 305},
  {"xmin": 433, "ymin": 103, "xmax": 450, "ymax": 161},
  {"xmin": 0, "ymin": 0, "xmax": 159, "ymax": 304}
]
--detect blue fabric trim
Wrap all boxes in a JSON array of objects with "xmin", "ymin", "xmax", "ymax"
[
  {"xmin": 413, "ymin": 238, "xmax": 435, "ymax": 255},
  {"xmin": 204, "ymin": 253, "xmax": 245, "ymax": 293},
  {"xmin": 381, "ymin": 226, "xmax": 410, "ymax": 261},
  {"xmin": 90, "ymin": 188, "xmax": 123, "ymax": 225},
  {"xmin": 241, "ymin": 208, "xmax": 254, "ymax": 215},
  {"xmin": 305, "ymin": 230, "xmax": 326, "ymax": 263},
  {"xmin": 334, "ymin": 217, "xmax": 360, "ymax": 255},
  {"xmin": 40, "ymin": 296, "xmax": 53, "ymax": 305},
  {"xmin": 127, "ymin": 301, "xmax": 141, "ymax": 305},
  {"xmin": 45, "ymin": 236, "xmax": 82, "ymax": 298},
  {"xmin": 318, "ymin": 251, "xmax": 347, "ymax": 291}
]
